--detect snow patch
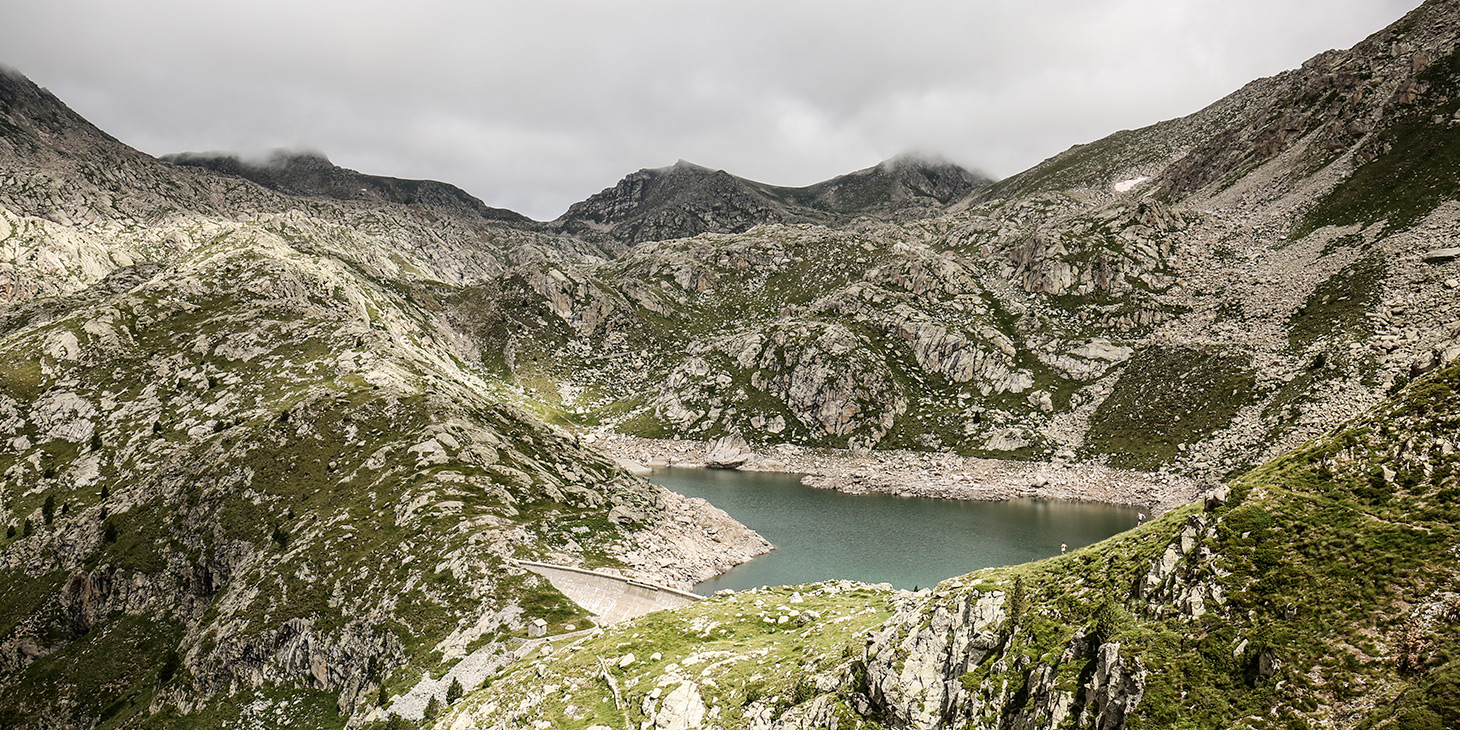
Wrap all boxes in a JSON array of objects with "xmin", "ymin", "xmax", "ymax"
[{"xmin": 1113, "ymin": 176, "xmax": 1150, "ymax": 193}]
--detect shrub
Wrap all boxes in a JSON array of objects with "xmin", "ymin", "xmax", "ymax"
[
  {"xmin": 159, "ymin": 649, "xmax": 181, "ymax": 683},
  {"xmin": 743, "ymin": 682, "xmax": 763, "ymax": 706},
  {"xmin": 791, "ymin": 677, "xmax": 816, "ymax": 704},
  {"xmin": 1006, "ymin": 575, "xmax": 1028, "ymax": 623},
  {"xmin": 1092, "ymin": 596, "xmax": 1130, "ymax": 645}
]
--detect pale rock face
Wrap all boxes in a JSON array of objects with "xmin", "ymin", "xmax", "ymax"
[
  {"xmin": 0, "ymin": 397, "xmax": 22, "ymax": 435},
  {"xmin": 864, "ymin": 590, "xmax": 1007, "ymax": 728},
  {"xmin": 43, "ymin": 330, "xmax": 81, "ymax": 362},
  {"xmin": 651, "ymin": 681, "xmax": 706, "ymax": 730},
  {"xmin": 30, "ymin": 390, "xmax": 96, "ymax": 444},
  {"xmin": 983, "ymin": 427, "xmax": 1030, "ymax": 452},
  {"xmin": 1071, "ymin": 338, "xmax": 1133, "ymax": 363},
  {"xmin": 1078, "ymin": 643, "xmax": 1147, "ymax": 730},
  {"xmin": 409, "ymin": 438, "xmax": 450, "ymax": 467},
  {"xmin": 1137, "ymin": 514, "xmax": 1226, "ymax": 620},
  {"xmin": 704, "ymin": 434, "xmax": 753, "ymax": 468}
]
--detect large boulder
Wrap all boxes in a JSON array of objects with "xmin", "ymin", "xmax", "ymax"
[{"xmin": 704, "ymin": 434, "xmax": 753, "ymax": 469}]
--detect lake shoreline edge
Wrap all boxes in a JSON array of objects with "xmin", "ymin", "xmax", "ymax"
[{"xmin": 593, "ymin": 432, "xmax": 1201, "ymax": 516}]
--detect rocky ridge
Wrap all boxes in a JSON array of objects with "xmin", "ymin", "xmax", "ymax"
[
  {"xmin": 3, "ymin": 1, "xmax": 1460, "ymax": 728},
  {"xmin": 461, "ymin": 0, "xmax": 1460, "ymax": 487},
  {"xmin": 163, "ymin": 150, "xmax": 535, "ymax": 226},
  {"xmin": 0, "ymin": 69, "xmax": 757, "ymax": 729},
  {"xmin": 554, "ymin": 156, "xmax": 990, "ymax": 245}
]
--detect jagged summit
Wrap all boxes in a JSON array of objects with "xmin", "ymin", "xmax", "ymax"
[
  {"xmin": 553, "ymin": 159, "xmax": 806, "ymax": 244},
  {"xmin": 556, "ymin": 154, "xmax": 990, "ymax": 244},
  {"xmin": 164, "ymin": 148, "xmax": 534, "ymax": 225}
]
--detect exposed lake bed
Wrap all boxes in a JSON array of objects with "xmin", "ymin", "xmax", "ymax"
[{"xmin": 595, "ymin": 432, "xmax": 1199, "ymax": 515}]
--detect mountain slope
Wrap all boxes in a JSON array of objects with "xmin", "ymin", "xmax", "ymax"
[
  {"xmin": 465, "ymin": 0, "xmax": 1460, "ymax": 487},
  {"xmin": 0, "ymin": 69, "xmax": 766, "ymax": 729},
  {"xmin": 0, "ymin": 67, "xmax": 613, "ymax": 305},
  {"xmin": 3, "ymin": 1, "xmax": 1460, "ymax": 727}
]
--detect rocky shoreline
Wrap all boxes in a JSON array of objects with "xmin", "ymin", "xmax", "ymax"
[
  {"xmin": 611, "ymin": 488, "xmax": 773, "ymax": 591},
  {"xmin": 592, "ymin": 432, "xmax": 1201, "ymax": 516}
]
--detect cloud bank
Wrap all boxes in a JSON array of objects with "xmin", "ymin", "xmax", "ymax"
[{"xmin": 0, "ymin": 0, "xmax": 1421, "ymax": 219}]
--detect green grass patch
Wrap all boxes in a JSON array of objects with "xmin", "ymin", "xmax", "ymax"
[
  {"xmin": 1085, "ymin": 345, "xmax": 1257, "ymax": 469},
  {"xmin": 1288, "ymin": 253, "xmax": 1385, "ymax": 349}
]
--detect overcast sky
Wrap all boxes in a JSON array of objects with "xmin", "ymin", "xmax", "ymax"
[{"xmin": 0, "ymin": 0, "xmax": 1423, "ymax": 220}]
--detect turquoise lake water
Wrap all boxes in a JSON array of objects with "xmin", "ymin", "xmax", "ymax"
[{"xmin": 651, "ymin": 467, "xmax": 1143, "ymax": 593}]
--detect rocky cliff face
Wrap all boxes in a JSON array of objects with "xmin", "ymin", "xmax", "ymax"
[
  {"xmin": 0, "ymin": 205, "xmax": 770, "ymax": 728},
  {"xmin": 463, "ymin": 0, "xmax": 1460, "ymax": 488}
]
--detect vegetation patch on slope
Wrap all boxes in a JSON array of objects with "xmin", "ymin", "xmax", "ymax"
[
  {"xmin": 1288, "ymin": 253, "xmax": 1387, "ymax": 349},
  {"xmin": 1085, "ymin": 345, "xmax": 1258, "ymax": 469}
]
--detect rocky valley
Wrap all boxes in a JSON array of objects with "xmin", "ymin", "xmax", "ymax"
[{"xmin": 2, "ymin": 0, "xmax": 1460, "ymax": 728}]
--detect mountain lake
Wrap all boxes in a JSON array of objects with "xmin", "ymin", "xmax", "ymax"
[{"xmin": 652, "ymin": 466, "xmax": 1144, "ymax": 593}]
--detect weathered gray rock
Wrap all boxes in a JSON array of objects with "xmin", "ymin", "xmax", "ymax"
[
  {"xmin": 1077, "ymin": 642, "xmax": 1147, "ymax": 730},
  {"xmin": 704, "ymin": 434, "xmax": 753, "ymax": 469},
  {"xmin": 652, "ymin": 680, "xmax": 706, "ymax": 730},
  {"xmin": 864, "ymin": 590, "xmax": 1006, "ymax": 728}
]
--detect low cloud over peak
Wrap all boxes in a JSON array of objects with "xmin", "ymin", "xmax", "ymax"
[{"xmin": 0, "ymin": 0, "xmax": 1421, "ymax": 219}]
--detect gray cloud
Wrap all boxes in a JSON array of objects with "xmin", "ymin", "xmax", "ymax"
[{"xmin": 0, "ymin": 0, "xmax": 1421, "ymax": 219}]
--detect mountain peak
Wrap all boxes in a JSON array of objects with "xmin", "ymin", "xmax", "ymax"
[
  {"xmin": 163, "ymin": 148, "xmax": 532, "ymax": 224},
  {"xmin": 667, "ymin": 159, "xmax": 711, "ymax": 172},
  {"xmin": 557, "ymin": 156, "xmax": 990, "ymax": 244}
]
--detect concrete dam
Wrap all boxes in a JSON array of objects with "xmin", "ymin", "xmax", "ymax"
[{"xmin": 517, "ymin": 560, "xmax": 703, "ymax": 624}]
